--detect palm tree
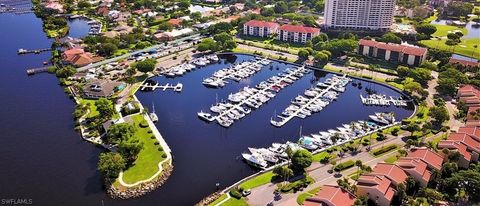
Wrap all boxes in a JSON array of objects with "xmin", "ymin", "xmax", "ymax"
[
  {"xmin": 473, "ymin": 45, "xmax": 478, "ymax": 59},
  {"xmin": 355, "ymin": 160, "xmax": 363, "ymax": 183}
]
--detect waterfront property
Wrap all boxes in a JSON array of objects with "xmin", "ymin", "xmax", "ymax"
[
  {"xmin": 358, "ymin": 39, "xmax": 428, "ymax": 66},
  {"xmin": 243, "ymin": 20, "xmax": 279, "ymax": 38},
  {"xmin": 276, "ymin": 24, "xmax": 320, "ymax": 44},
  {"xmin": 303, "ymin": 185, "xmax": 356, "ymax": 206},
  {"xmin": 82, "ymin": 79, "xmax": 125, "ymax": 99},
  {"xmin": 135, "ymin": 54, "xmax": 414, "ymax": 204}
]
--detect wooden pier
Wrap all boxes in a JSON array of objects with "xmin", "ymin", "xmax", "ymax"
[
  {"xmin": 17, "ymin": 48, "xmax": 52, "ymax": 55},
  {"xmin": 26, "ymin": 67, "xmax": 49, "ymax": 75},
  {"xmin": 140, "ymin": 82, "xmax": 183, "ymax": 92}
]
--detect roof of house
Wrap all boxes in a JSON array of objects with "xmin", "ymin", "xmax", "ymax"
[
  {"xmin": 168, "ymin": 18, "xmax": 182, "ymax": 26},
  {"xmin": 97, "ymin": 6, "xmax": 109, "ymax": 16},
  {"xmin": 407, "ymin": 148, "xmax": 444, "ymax": 170},
  {"xmin": 447, "ymin": 132, "xmax": 480, "ymax": 153},
  {"xmin": 359, "ymin": 39, "xmax": 428, "ymax": 56},
  {"xmin": 279, "ymin": 24, "xmax": 320, "ymax": 34},
  {"xmin": 449, "ymin": 58, "xmax": 480, "ymax": 67},
  {"xmin": 357, "ymin": 174, "xmax": 395, "ymax": 201},
  {"xmin": 458, "ymin": 125, "xmax": 480, "ymax": 141},
  {"xmin": 303, "ymin": 185, "xmax": 356, "ymax": 206},
  {"xmin": 438, "ymin": 140, "xmax": 472, "ymax": 161},
  {"xmin": 458, "ymin": 85, "xmax": 480, "ymax": 97},
  {"xmin": 371, "ymin": 163, "xmax": 408, "ymax": 185},
  {"xmin": 396, "ymin": 157, "xmax": 432, "ymax": 183},
  {"xmin": 244, "ymin": 20, "xmax": 279, "ymax": 28}
]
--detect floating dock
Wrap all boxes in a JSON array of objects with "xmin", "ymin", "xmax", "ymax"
[
  {"xmin": 26, "ymin": 67, "xmax": 49, "ymax": 75},
  {"xmin": 140, "ymin": 82, "xmax": 183, "ymax": 92},
  {"xmin": 17, "ymin": 48, "xmax": 52, "ymax": 55},
  {"xmin": 360, "ymin": 94, "xmax": 408, "ymax": 107}
]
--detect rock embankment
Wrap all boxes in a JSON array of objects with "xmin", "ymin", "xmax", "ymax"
[
  {"xmin": 195, "ymin": 191, "xmax": 223, "ymax": 206},
  {"xmin": 107, "ymin": 165, "xmax": 173, "ymax": 199}
]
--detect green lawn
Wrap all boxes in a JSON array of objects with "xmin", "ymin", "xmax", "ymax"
[
  {"xmin": 220, "ymin": 197, "xmax": 248, "ymax": 206},
  {"xmin": 208, "ymin": 194, "xmax": 228, "ymax": 206},
  {"xmin": 431, "ymin": 24, "xmax": 467, "ymax": 37},
  {"xmin": 120, "ymin": 114, "xmax": 167, "ymax": 184},
  {"xmin": 384, "ymin": 154, "xmax": 400, "ymax": 163},
  {"xmin": 232, "ymin": 48, "xmax": 297, "ymax": 62},
  {"xmin": 296, "ymin": 187, "xmax": 321, "ymax": 205},
  {"xmin": 312, "ymin": 151, "xmax": 329, "ymax": 162},
  {"xmin": 78, "ymin": 99, "xmax": 99, "ymax": 118},
  {"xmin": 239, "ymin": 171, "xmax": 274, "ymax": 190},
  {"xmin": 420, "ymin": 38, "xmax": 480, "ymax": 60}
]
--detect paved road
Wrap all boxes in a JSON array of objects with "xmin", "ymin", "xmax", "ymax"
[
  {"xmin": 246, "ymin": 133, "xmax": 406, "ymax": 206},
  {"xmin": 76, "ymin": 34, "xmax": 201, "ymax": 72}
]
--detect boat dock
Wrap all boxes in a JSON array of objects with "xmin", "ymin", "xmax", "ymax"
[
  {"xmin": 17, "ymin": 48, "xmax": 52, "ymax": 55},
  {"xmin": 272, "ymin": 74, "xmax": 349, "ymax": 127},
  {"xmin": 213, "ymin": 66, "xmax": 307, "ymax": 125},
  {"xmin": 360, "ymin": 94, "xmax": 408, "ymax": 107},
  {"xmin": 140, "ymin": 82, "xmax": 183, "ymax": 92},
  {"xmin": 26, "ymin": 67, "xmax": 49, "ymax": 75}
]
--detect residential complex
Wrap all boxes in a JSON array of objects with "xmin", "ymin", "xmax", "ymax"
[
  {"xmin": 358, "ymin": 39, "xmax": 428, "ymax": 66},
  {"xmin": 243, "ymin": 20, "xmax": 320, "ymax": 43},
  {"xmin": 323, "ymin": 0, "xmax": 395, "ymax": 30},
  {"xmin": 303, "ymin": 185, "xmax": 356, "ymax": 206},
  {"xmin": 243, "ymin": 20, "xmax": 279, "ymax": 38}
]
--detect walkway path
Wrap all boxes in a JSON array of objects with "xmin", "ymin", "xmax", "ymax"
[{"xmin": 237, "ymin": 44, "xmax": 298, "ymax": 61}]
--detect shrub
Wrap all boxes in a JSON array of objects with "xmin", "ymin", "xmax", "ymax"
[
  {"xmin": 402, "ymin": 119, "xmax": 411, "ymax": 125},
  {"xmin": 158, "ymin": 147, "xmax": 163, "ymax": 151},
  {"xmin": 376, "ymin": 133, "xmax": 386, "ymax": 141},
  {"xmin": 150, "ymin": 135, "xmax": 155, "ymax": 139},
  {"xmin": 161, "ymin": 153, "xmax": 167, "ymax": 158},
  {"xmin": 372, "ymin": 144, "xmax": 398, "ymax": 156},
  {"xmin": 391, "ymin": 127, "xmax": 400, "ymax": 136},
  {"xmin": 229, "ymin": 188, "xmax": 243, "ymax": 199},
  {"xmin": 139, "ymin": 120, "xmax": 149, "ymax": 128},
  {"xmin": 154, "ymin": 141, "xmax": 160, "ymax": 145},
  {"xmin": 147, "ymin": 130, "xmax": 153, "ymax": 133},
  {"xmin": 334, "ymin": 160, "xmax": 355, "ymax": 171}
]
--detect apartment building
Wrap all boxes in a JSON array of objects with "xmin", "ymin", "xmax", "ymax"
[
  {"xmin": 358, "ymin": 39, "xmax": 428, "ymax": 66},
  {"xmin": 243, "ymin": 20, "xmax": 279, "ymax": 38},
  {"xmin": 276, "ymin": 24, "xmax": 320, "ymax": 43},
  {"xmin": 324, "ymin": 0, "xmax": 395, "ymax": 30}
]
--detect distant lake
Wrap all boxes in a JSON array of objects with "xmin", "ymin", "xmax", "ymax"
[{"xmin": 430, "ymin": 19, "xmax": 480, "ymax": 39}]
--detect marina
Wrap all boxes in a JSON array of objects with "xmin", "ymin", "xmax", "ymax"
[
  {"xmin": 243, "ymin": 112, "xmax": 398, "ymax": 169},
  {"xmin": 198, "ymin": 65, "xmax": 310, "ymax": 127},
  {"xmin": 26, "ymin": 66, "xmax": 49, "ymax": 75},
  {"xmin": 270, "ymin": 74, "xmax": 352, "ymax": 127},
  {"xmin": 360, "ymin": 94, "xmax": 409, "ymax": 107},
  {"xmin": 202, "ymin": 57, "xmax": 272, "ymax": 88},
  {"xmin": 161, "ymin": 55, "xmax": 219, "ymax": 78},
  {"xmin": 17, "ymin": 48, "xmax": 52, "ymax": 55}
]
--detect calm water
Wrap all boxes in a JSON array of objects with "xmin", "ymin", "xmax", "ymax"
[
  {"xmin": 134, "ymin": 54, "xmax": 415, "ymax": 205},
  {"xmin": 67, "ymin": 18, "xmax": 91, "ymax": 38},
  {"xmin": 430, "ymin": 19, "xmax": 480, "ymax": 39},
  {"xmin": 0, "ymin": 12, "xmax": 414, "ymax": 206}
]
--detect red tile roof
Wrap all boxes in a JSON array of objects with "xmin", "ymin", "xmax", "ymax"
[
  {"xmin": 372, "ymin": 163, "xmax": 408, "ymax": 186},
  {"xmin": 396, "ymin": 157, "xmax": 432, "ymax": 183},
  {"xmin": 458, "ymin": 85, "xmax": 480, "ymax": 97},
  {"xmin": 458, "ymin": 125, "xmax": 480, "ymax": 141},
  {"xmin": 438, "ymin": 140, "xmax": 472, "ymax": 161},
  {"xmin": 304, "ymin": 185, "xmax": 356, "ymax": 206},
  {"xmin": 168, "ymin": 18, "xmax": 182, "ymax": 27},
  {"xmin": 244, "ymin": 20, "xmax": 279, "ymax": 28},
  {"xmin": 407, "ymin": 148, "xmax": 444, "ymax": 171},
  {"xmin": 447, "ymin": 132, "xmax": 480, "ymax": 153},
  {"xmin": 358, "ymin": 39, "xmax": 427, "ymax": 56},
  {"xmin": 357, "ymin": 174, "xmax": 394, "ymax": 200},
  {"xmin": 279, "ymin": 24, "xmax": 320, "ymax": 34},
  {"xmin": 449, "ymin": 58, "xmax": 480, "ymax": 67}
]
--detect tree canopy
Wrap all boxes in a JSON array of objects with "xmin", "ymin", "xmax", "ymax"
[
  {"xmin": 98, "ymin": 152, "xmax": 126, "ymax": 179},
  {"xmin": 291, "ymin": 149, "xmax": 313, "ymax": 171},
  {"xmin": 134, "ymin": 59, "xmax": 156, "ymax": 73}
]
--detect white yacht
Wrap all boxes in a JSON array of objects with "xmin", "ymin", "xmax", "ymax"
[
  {"xmin": 242, "ymin": 153, "xmax": 268, "ymax": 168},
  {"xmin": 197, "ymin": 111, "xmax": 215, "ymax": 122},
  {"xmin": 149, "ymin": 103, "xmax": 158, "ymax": 123}
]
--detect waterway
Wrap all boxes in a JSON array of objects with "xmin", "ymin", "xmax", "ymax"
[{"xmin": 0, "ymin": 12, "xmax": 414, "ymax": 206}]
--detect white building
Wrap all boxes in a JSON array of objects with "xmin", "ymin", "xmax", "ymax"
[
  {"xmin": 324, "ymin": 0, "xmax": 395, "ymax": 30},
  {"xmin": 243, "ymin": 20, "xmax": 279, "ymax": 38}
]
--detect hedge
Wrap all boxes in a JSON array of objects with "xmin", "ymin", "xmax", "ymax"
[
  {"xmin": 280, "ymin": 178, "xmax": 313, "ymax": 193},
  {"xmin": 372, "ymin": 144, "xmax": 398, "ymax": 156},
  {"xmin": 334, "ymin": 160, "xmax": 355, "ymax": 172},
  {"xmin": 139, "ymin": 120, "xmax": 149, "ymax": 128},
  {"xmin": 229, "ymin": 188, "xmax": 243, "ymax": 199}
]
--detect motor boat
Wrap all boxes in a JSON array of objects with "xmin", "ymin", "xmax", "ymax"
[
  {"xmin": 242, "ymin": 153, "xmax": 268, "ymax": 168},
  {"xmin": 197, "ymin": 111, "xmax": 215, "ymax": 122}
]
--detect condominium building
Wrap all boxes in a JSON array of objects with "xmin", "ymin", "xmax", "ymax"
[
  {"xmin": 276, "ymin": 24, "xmax": 320, "ymax": 43},
  {"xmin": 358, "ymin": 39, "xmax": 428, "ymax": 66},
  {"xmin": 324, "ymin": 0, "xmax": 395, "ymax": 30},
  {"xmin": 243, "ymin": 20, "xmax": 279, "ymax": 38}
]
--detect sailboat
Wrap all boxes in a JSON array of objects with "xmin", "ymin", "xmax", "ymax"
[{"xmin": 149, "ymin": 102, "xmax": 158, "ymax": 123}]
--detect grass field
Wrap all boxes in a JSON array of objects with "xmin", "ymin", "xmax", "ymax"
[
  {"xmin": 384, "ymin": 153, "xmax": 400, "ymax": 163},
  {"xmin": 420, "ymin": 38, "xmax": 480, "ymax": 59},
  {"xmin": 120, "ymin": 114, "xmax": 167, "ymax": 184},
  {"xmin": 208, "ymin": 194, "xmax": 228, "ymax": 206},
  {"xmin": 220, "ymin": 197, "xmax": 248, "ymax": 206},
  {"xmin": 239, "ymin": 171, "xmax": 274, "ymax": 190},
  {"xmin": 78, "ymin": 99, "xmax": 100, "ymax": 118},
  {"xmin": 296, "ymin": 187, "xmax": 321, "ymax": 205}
]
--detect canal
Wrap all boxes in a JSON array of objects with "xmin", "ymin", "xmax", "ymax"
[{"xmin": 0, "ymin": 12, "xmax": 414, "ymax": 206}]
